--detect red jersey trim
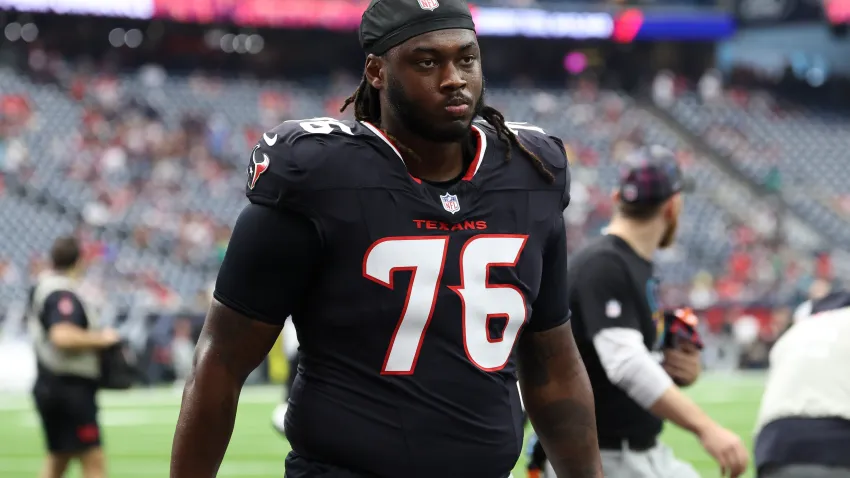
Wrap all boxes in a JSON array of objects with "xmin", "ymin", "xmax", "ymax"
[
  {"xmin": 361, "ymin": 121, "xmax": 488, "ymax": 183},
  {"xmin": 361, "ymin": 121, "xmax": 422, "ymax": 184},
  {"xmin": 462, "ymin": 124, "xmax": 487, "ymax": 181}
]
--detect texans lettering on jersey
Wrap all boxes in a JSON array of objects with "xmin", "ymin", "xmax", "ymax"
[{"xmin": 246, "ymin": 117, "xmax": 571, "ymax": 478}]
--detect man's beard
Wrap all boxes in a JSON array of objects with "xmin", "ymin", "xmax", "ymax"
[
  {"xmin": 658, "ymin": 214, "xmax": 679, "ymax": 249},
  {"xmin": 386, "ymin": 75, "xmax": 484, "ymax": 143}
]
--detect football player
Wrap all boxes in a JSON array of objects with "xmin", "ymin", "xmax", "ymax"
[{"xmin": 170, "ymin": 0, "xmax": 602, "ymax": 476}]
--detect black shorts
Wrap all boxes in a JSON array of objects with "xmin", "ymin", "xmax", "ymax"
[{"xmin": 33, "ymin": 376, "xmax": 101, "ymax": 454}]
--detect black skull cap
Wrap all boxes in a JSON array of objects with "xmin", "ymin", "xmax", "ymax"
[{"xmin": 359, "ymin": 0, "xmax": 476, "ymax": 56}]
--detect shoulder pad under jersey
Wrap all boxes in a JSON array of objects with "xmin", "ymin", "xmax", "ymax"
[
  {"xmin": 244, "ymin": 118, "xmax": 375, "ymax": 212},
  {"xmin": 476, "ymin": 120, "xmax": 571, "ymax": 210}
]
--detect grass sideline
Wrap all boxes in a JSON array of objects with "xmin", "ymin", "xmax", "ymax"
[{"xmin": 0, "ymin": 373, "xmax": 765, "ymax": 478}]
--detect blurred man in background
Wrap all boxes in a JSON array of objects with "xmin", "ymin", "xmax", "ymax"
[
  {"xmin": 565, "ymin": 146, "xmax": 748, "ymax": 478},
  {"xmin": 753, "ymin": 288, "xmax": 850, "ymax": 478},
  {"xmin": 27, "ymin": 236, "xmax": 121, "ymax": 478},
  {"xmin": 271, "ymin": 317, "xmax": 299, "ymax": 436},
  {"xmin": 171, "ymin": 317, "xmax": 196, "ymax": 389}
]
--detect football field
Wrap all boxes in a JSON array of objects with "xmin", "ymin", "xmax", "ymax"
[{"xmin": 0, "ymin": 373, "xmax": 765, "ymax": 478}]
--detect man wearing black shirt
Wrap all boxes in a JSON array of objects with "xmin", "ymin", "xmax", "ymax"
[
  {"xmin": 28, "ymin": 236, "xmax": 120, "ymax": 478},
  {"xmin": 568, "ymin": 146, "xmax": 749, "ymax": 478}
]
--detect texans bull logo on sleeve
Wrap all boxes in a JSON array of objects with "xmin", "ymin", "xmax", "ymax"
[{"xmin": 248, "ymin": 145, "xmax": 270, "ymax": 190}]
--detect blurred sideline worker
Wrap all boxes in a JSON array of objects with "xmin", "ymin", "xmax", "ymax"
[
  {"xmin": 271, "ymin": 317, "xmax": 300, "ymax": 436},
  {"xmin": 27, "ymin": 236, "xmax": 121, "ymax": 478},
  {"xmin": 568, "ymin": 146, "xmax": 748, "ymax": 478},
  {"xmin": 754, "ymin": 289, "xmax": 850, "ymax": 478}
]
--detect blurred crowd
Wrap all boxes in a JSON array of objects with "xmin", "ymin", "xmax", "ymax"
[
  {"xmin": 0, "ymin": 56, "xmax": 842, "ymax": 376},
  {"xmin": 456, "ymin": 0, "xmax": 719, "ymax": 7}
]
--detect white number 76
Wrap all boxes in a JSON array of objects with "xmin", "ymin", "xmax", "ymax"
[{"xmin": 363, "ymin": 235, "xmax": 529, "ymax": 375}]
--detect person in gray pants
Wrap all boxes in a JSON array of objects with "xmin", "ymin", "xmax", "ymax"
[{"xmin": 552, "ymin": 147, "xmax": 750, "ymax": 478}]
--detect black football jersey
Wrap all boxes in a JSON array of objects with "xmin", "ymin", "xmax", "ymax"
[
  {"xmin": 246, "ymin": 117, "xmax": 571, "ymax": 478},
  {"xmin": 568, "ymin": 235, "xmax": 663, "ymax": 443}
]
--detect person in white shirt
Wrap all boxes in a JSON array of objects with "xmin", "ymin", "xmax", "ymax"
[
  {"xmin": 753, "ymin": 289, "xmax": 850, "ymax": 478},
  {"xmin": 271, "ymin": 317, "xmax": 299, "ymax": 435}
]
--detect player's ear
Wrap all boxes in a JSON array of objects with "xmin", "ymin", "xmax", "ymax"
[
  {"xmin": 673, "ymin": 193, "xmax": 684, "ymax": 216},
  {"xmin": 662, "ymin": 195, "xmax": 678, "ymax": 220},
  {"xmin": 365, "ymin": 54, "xmax": 385, "ymax": 90}
]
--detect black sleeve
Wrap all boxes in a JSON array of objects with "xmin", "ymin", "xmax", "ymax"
[
  {"xmin": 547, "ymin": 135, "xmax": 571, "ymax": 211},
  {"xmin": 527, "ymin": 214, "xmax": 571, "ymax": 332},
  {"xmin": 42, "ymin": 290, "xmax": 87, "ymax": 330},
  {"xmin": 213, "ymin": 203, "xmax": 322, "ymax": 326},
  {"xmin": 572, "ymin": 253, "xmax": 642, "ymax": 339},
  {"xmin": 515, "ymin": 127, "xmax": 571, "ymax": 210}
]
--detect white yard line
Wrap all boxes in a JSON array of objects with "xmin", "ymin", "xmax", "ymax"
[
  {"xmin": 0, "ymin": 458, "xmax": 284, "ymax": 476},
  {"xmin": 17, "ymin": 409, "xmax": 180, "ymax": 428},
  {"xmin": 0, "ymin": 374, "xmax": 764, "ymax": 412},
  {"xmin": 0, "ymin": 385, "xmax": 284, "ymax": 411}
]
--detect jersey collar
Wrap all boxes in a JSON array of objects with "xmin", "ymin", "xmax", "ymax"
[{"xmin": 361, "ymin": 121, "xmax": 487, "ymax": 183}]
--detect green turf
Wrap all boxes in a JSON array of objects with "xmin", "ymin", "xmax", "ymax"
[{"xmin": 0, "ymin": 372, "xmax": 765, "ymax": 477}]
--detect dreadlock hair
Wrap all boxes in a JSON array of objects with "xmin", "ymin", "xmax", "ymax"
[{"xmin": 340, "ymin": 75, "xmax": 556, "ymax": 183}]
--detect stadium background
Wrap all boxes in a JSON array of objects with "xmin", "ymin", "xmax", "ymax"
[{"xmin": 1, "ymin": 0, "xmax": 849, "ymax": 476}]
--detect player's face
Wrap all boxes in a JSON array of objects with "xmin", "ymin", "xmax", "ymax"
[
  {"xmin": 658, "ymin": 194, "xmax": 682, "ymax": 249},
  {"xmin": 385, "ymin": 29, "xmax": 484, "ymax": 142}
]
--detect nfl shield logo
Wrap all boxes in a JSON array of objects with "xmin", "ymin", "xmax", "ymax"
[
  {"xmin": 440, "ymin": 192, "xmax": 460, "ymax": 214},
  {"xmin": 418, "ymin": 0, "xmax": 439, "ymax": 10}
]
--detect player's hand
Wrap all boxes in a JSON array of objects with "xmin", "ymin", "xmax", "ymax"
[
  {"xmin": 98, "ymin": 328, "xmax": 122, "ymax": 348},
  {"xmin": 697, "ymin": 423, "xmax": 749, "ymax": 478},
  {"xmin": 662, "ymin": 342, "xmax": 701, "ymax": 386}
]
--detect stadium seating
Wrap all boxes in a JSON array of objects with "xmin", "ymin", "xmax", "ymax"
[
  {"xmin": 664, "ymin": 91, "xmax": 850, "ymax": 244},
  {"xmin": 0, "ymin": 66, "xmax": 824, "ymax": 311}
]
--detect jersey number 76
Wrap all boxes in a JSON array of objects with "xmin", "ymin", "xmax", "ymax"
[{"xmin": 363, "ymin": 235, "xmax": 528, "ymax": 375}]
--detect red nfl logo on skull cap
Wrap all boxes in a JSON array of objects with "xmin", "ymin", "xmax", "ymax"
[{"xmin": 418, "ymin": 0, "xmax": 439, "ymax": 10}]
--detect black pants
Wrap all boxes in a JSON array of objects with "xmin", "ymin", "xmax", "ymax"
[
  {"xmin": 760, "ymin": 464, "xmax": 850, "ymax": 478},
  {"xmin": 33, "ymin": 376, "xmax": 101, "ymax": 454},
  {"xmin": 285, "ymin": 352, "xmax": 300, "ymax": 399}
]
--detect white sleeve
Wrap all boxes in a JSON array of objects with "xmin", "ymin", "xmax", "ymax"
[
  {"xmin": 592, "ymin": 327, "xmax": 673, "ymax": 409},
  {"xmin": 792, "ymin": 300, "xmax": 812, "ymax": 323},
  {"xmin": 282, "ymin": 318, "xmax": 299, "ymax": 358}
]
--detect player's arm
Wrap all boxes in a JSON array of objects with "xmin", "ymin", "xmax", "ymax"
[
  {"xmin": 170, "ymin": 203, "xmax": 321, "ymax": 478},
  {"xmin": 42, "ymin": 291, "xmax": 114, "ymax": 350},
  {"xmin": 517, "ymin": 214, "xmax": 603, "ymax": 478}
]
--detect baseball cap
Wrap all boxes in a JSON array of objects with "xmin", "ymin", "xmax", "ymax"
[
  {"xmin": 359, "ymin": 0, "xmax": 476, "ymax": 56},
  {"xmin": 618, "ymin": 145, "xmax": 695, "ymax": 205}
]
